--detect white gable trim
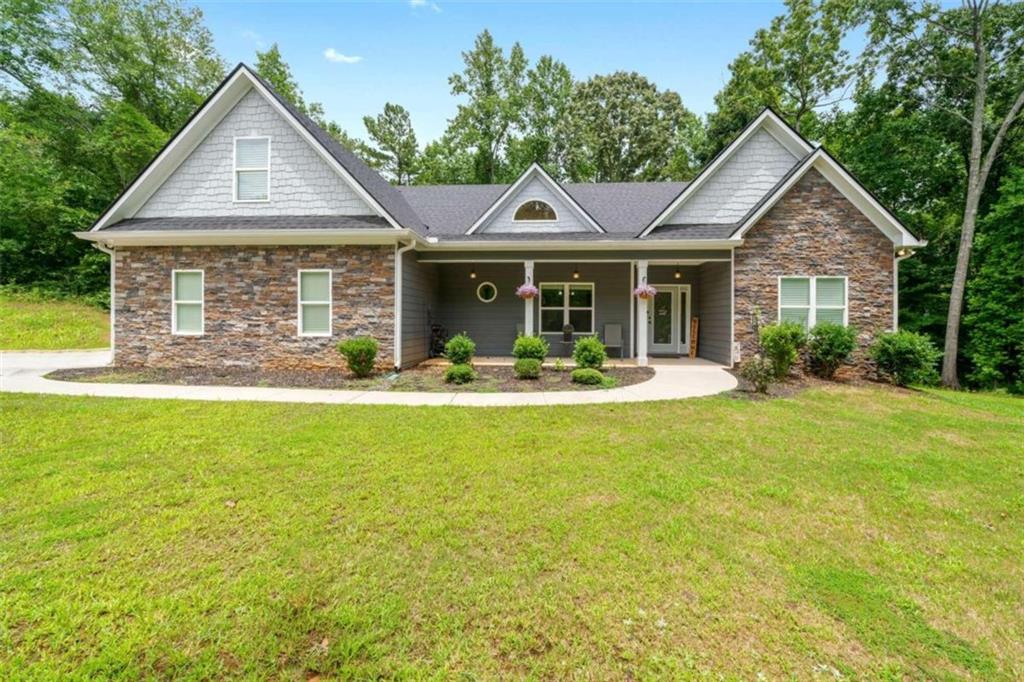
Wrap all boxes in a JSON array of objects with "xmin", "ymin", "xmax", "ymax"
[
  {"xmin": 639, "ymin": 109, "xmax": 813, "ymax": 237},
  {"xmin": 731, "ymin": 149, "xmax": 926, "ymax": 248},
  {"xmin": 465, "ymin": 162, "xmax": 605, "ymax": 234},
  {"xmin": 92, "ymin": 65, "xmax": 401, "ymax": 231}
]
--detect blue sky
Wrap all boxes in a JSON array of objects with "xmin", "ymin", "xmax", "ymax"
[{"xmin": 196, "ymin": 1, "xmax": 791, "ymax": 143}]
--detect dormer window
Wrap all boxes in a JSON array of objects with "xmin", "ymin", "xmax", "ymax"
[
  {"xmin": 513, "ymin": 200, "xmax": 557, "ymax": 222},
  {"xmin": 234, "ymin": 136, "xmax": 270, "ymax": 202}
]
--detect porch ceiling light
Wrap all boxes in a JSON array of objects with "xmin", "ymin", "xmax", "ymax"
[
  {"xmin": 572, "ymin": 265, "xmax": 580, "ymax": 279},
  {"xmin": 674, "ymin": 267, "xmax": 682, "ymax": 279},
  {"xmin": 470, "ymin": 267, "xmax": 477, "ymax": 279}
]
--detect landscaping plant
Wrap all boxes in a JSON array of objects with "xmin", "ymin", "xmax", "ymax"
[
  {"xmin": 739, "ymin": 354, "xmax": 775, "ymax": 394},
  {"xmin": 443, "ymin": 364, "xmax": 476, "ymax": 384},
  {"xmin": 445, "ymin": 333, "xmax": 476, "ymax": 365},
  {"xmin": 571, "ymin": 368, "xmax": 605, "ymax": 385},
  {"xmin": 870, "ymin": 331, "xmax": 941, "ymax": 387},
  {"xmin": 512, "ymin": 335, "xmax": 549, "ymax": 361},
  {"xmin": 807, "ymin": 322, "xmax": 858, "ymax": 379},
  {"xmin": 336, "ymin": 337, "xmax": 379, "ymax": 377},
  {"xmin": 572, "ymin": 336, "xmax": 606, "ymax": 370},
  {"xmin": 759, "ymin": 321, "xmax": 807, "ymax": 378},
  {"xmin": 513, "ymin": 358, "xmax": 542, "ymax": 380}
]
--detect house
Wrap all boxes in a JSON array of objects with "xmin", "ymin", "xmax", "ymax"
[{"xmin": 77, "ymin": 64, "xmax": 926, "ymax": 373}]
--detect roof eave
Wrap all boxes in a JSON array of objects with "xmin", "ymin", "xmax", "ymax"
[{"xmin": 76, "ymin": 228, "xmax": 422, "ymax": 247}]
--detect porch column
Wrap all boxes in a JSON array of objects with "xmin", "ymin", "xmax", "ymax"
[
  {"xmin": 524, "ymin": 260, "xmax": 535, "ymax": 336},
  {"xmin": 636, "ymin": 260, "xmax": 649, "ymax": 366}
]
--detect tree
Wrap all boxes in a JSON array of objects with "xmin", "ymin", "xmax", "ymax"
[
  {"xmin": 506, "ymin": 55, "xmax": 574, "ymax": 177},
  {"xmin": 363, "ymin": 103, "xmax": 419, "ymax": 185},
  {"xmin": 867, "ymin": 0, "xmax": 1024, "ymax": 388},
  {"xmin": 704, "ymin": 0, "xmax": 858, "ymax": 158},
  {"xmin": 564, "ymin": 71, "xmax": 701, "ymax": 182}
]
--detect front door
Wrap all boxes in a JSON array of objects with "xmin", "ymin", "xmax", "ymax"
[{"xmin": 647, "ymin": 286, "xmax": 690, "ymax": 355}]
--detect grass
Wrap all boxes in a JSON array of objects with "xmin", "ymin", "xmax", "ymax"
[
  {"xmin": 1, "ymin": 386, "xmax": 1021, "ymax": 679},
  {"xmin": 0, "ymin": 292, "xmax": 109, "ymax": 350}
]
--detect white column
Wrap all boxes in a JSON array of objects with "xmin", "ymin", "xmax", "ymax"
[
  {"xmin": 636, "ymin": 260, "xmax": 649, "ymax": 367},
  {"xmin": 524, "ymin": 260, "xmax": 535, "ymax": 336}
]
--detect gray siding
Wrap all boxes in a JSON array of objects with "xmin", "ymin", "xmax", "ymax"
[
  {"xmin": 480, "ymin": 177, "xmax": 590, "ymax": 234},
  {"xmin": 697, "ymin": 261, "xmax": 732, "ymax": 364},
  {"xmin": 400, "ymin": 253, "xmax": 439, "ymax": 368},
  {"xmin": 435, "ymin": 263, "xmax": 525, "ymax": 356},
  {"xmin": 137, "ymin": 89, "xmax": 374, "ymax": 218},
  {"xmin": 664, "ymin": 129, "xmax": 798, "ymax": 225}
]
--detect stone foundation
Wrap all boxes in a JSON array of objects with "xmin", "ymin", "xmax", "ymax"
[
  {"xmin": 734, "ymin": 169, "xmax": 894, "ymax": 376},
  {"xmin": 113, "ymin": 245, "xmax": 395, "ymax": 369}
]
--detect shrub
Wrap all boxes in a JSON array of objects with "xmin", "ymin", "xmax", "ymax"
[
  {"xmin": 553, "ymin": 358, "xmax": 567, "ymax": 372},
  {"xmin": 514, "ymin": 358, "xmax": 542, "ymax": 379},
  {"xmin": 512, "ymin": 335, "xmax": 549, "ymax": 361},
  {"xmin": 807, "ymin": 322, "xmax": 858, "ymax": 379},
  {"xmin": 739, "ymin": 355, "xmax": 775, "ymax": 394},
  {"xmin": 760, "ymin": 321, "xmax": 807, "ymax": 378},
  {"xmin": 444, "ymin": 363, "xmax": 476, "ymax": 384},
  {"xmin": 444, "ymin": 333, "xmax": 476, "ymax": 365},
  {"xmin": 336, "ymin": 336, "xmax": 378, "ymax": 377},
  {"xmin": 571, "ymin": 368, "xmax": 605, "ymax": 385},
  {"xmin": 870, "ymin": 331, "xmax": 941, "ymax": 386},
  {"xmin": 572, "ymin": 335, "xmax": 606, "ymax": 370}
]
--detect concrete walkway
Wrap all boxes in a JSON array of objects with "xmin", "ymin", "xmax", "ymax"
[{"xmin": 1, "ymin": 350, "xmax": 737, "ymax": 407}]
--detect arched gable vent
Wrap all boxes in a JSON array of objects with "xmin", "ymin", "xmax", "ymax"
[{"xmin": 513, "ymin": 200, "xmax": 557, "ymax": 222}]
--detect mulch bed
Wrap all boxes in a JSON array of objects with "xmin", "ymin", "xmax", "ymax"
[
  {"xmin": 47, "ymin": 364, "xmax": 656, "ymax": 393},
  {"xmin": 727, "ymin": 369, "xmax": 906, "ymax": 400}
]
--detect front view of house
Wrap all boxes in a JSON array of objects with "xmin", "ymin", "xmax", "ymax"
[{"xmin": 78, "ymin": 64, "xmax": 926, "ymax": 374}]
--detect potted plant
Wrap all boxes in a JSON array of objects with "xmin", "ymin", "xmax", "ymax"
[
  {"xmin": 515, "ymin": 283, "xmax": 539, "ymax": 300},
  {"xmin": 562, "ymin": 323, "xmax": 574, "ymax": 343},
  {"xmin": 633, "ymin": 283, "xmax": 658, "ymax": 300}
]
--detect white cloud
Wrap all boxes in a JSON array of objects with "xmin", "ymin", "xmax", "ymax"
[
  {"xmin": 323, "ymin": 48, "xmax": 363, "ymax": 64},
  {"xmin": 409, "ymin": 0, "xmax": 441, "ymax": 12},
  {"xmin": 240, "ymin": 29, "xmax": 264, "ymax": 48}
]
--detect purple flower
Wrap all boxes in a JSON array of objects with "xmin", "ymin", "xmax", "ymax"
[
  {"xmin": 516, "ymin": 283, "xmax": 539, "ymax": 299},
  {"xmin": 633, "ymin": 283, "xmax": 658, "ymax": 299}
]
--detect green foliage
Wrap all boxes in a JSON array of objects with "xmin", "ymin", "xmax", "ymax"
[
  {"xmin": 760, "ymin": 322, "xmax": 808, "ymax": 378},
  {"xmin": 513, "ymin": 358, "xmax": 542, "ymax": 380},
  {"xmin": 0, "ymin": 291, "xmax": 109, "ymax": 350},
  {"xmin": 336, "ymin": 337, "xmax": 379, "ymax": 377},
  {"xmin": 553, "ymin": 358, "xmax": 568, "ymax": 372},
  {"xmin": 512, "ymin": 335, "xmax": 549, "ymax": 361},
  {"xmin": 570, "ymin": 367, "xmax": 604, "ymax": 385},
  {"xmin": 363, "ymin": 103, "xmax": 419, "ymax": 185},
  {"xmin": 571, "ymin": 335, "xmax": 606, "ymax": 370},
  {"xmin": 443, "ymin": 363, "xmax": 476, "ymax": 384},
  {"xmin": 870, "ymin": 331, "xmax": 941, "ymax": 387},
  {"xmin": 739, "ymin": 355, "xmax": 776, "ymax": 394},
  {"xmin": 444, "ymin": 333, "xmax": 476, "ymax": 365},
  {"xmin": 807, "ymin": 322, "xmax": 858, "ymax": 379}
]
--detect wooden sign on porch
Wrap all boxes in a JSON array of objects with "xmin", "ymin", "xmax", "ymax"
[{"xmin": 689, "ymin": 317, "xmax": 699, "ymax": 359}]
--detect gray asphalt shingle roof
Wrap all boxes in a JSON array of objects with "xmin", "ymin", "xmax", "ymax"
[{"xmin": 104, "ymin": 216, "xmax": 390, "ymax": 231}]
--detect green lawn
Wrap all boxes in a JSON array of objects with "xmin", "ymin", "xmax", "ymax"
[
  {"xmin": 1, "ymin": 387, "xmax": 1021, "ymax": 679},
  {"xmin": 0, "ymin": 292, "xmax": 109, "ymax": 350}
]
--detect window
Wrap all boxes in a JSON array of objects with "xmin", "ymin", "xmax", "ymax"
[
  {"xmin": 779, "ymin": 276, "xmax": 847, "ymax": 329},
  {"xmin": 298, "ymin": 270, "xmax": 332, "ymax": 336},
  {"xmin": 234, "ymin": 137, "xmax": 269, "ymax": 201},
  {"xmin": 513, "ymin": 200, "xmax": 557, "ymax": 222},
  {"xmin": 476, "ymin": 281, "xmax": 497, "ymax": 303},
  {"xmin": 539, "ymin": 283, "xmax": 594, "ymax": 333},
  {"xmin": 172, "ymin": 270, "xmax": 203, "ymax": 335}
]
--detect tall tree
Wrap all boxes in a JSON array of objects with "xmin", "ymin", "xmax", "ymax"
[
  {"xmin": 867, "ymin": 0, "xmax": 1024, "ymax": 388},
  {"xmin": 363, "ymin": 103, "xmax": 419, "ymax": 185},
  {"xmin": 564, "ymin": 71, "xmax": 700, "ymax": 182},
  {"xmin": 506, "ymin": 55, "xmax": 574, "ymax": 177}
]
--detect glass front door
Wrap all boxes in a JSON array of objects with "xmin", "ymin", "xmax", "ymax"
[{"xmin": 646, "ymin": 286, "xmax": 689, "ymax": 355}]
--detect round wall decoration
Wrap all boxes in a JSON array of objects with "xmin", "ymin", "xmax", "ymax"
[{"xmin": 476, "ymin": 282, "xmax": 498, "ymax": 303}]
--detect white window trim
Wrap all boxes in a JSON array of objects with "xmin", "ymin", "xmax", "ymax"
[
  {"xmin": 777, "ymin": 275, "xmax": 849, "ymax": 328},
  {"xmin": 476, "ymin": 281, "xmax": 498, "ymax": 303},
  {"xmin": 539, "ymin": 282, "xmax": 595, "ymax": 335},
  {"xmin": 171, "ymin": 269, "xmax": 204, "ymax": 336},
  {"xmin": 512, "ymin": 199, "xmax": 558, "ymax": 223},
  {"xmin": 297, "ymin": 269, "xmax": 333, "ymax": 337},
  {"xmin": 233, "ymin": 135, "xmax": 271, "ymax": 203}
]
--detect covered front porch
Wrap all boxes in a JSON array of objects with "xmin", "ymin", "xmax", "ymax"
[{"xmin": 399, "ymin": 250, "xmax": 734, "ymax": 369}]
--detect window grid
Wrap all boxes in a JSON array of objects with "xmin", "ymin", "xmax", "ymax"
[
  {"xmin": 171, "ymin": 269, "xmax": 204, "ymax": 335},
  {"xmin": 234, "ymin": 136, "xmax": 270, "ymax": 202},
  {"xmin": 298, "ymin": 269, "xmax": 332, "ymax": 337},
  {"xmin": 778, "ymin": 276, "xmax": 848, "ymax": 329},
  {"xmin": 539, "ymin": 282, "xmax": 594, "ymax": 334}
]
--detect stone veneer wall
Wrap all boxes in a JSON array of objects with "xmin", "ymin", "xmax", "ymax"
[
  {"xmin": 734, "ymin": 168, "xmax": 894, "ymax": 375},
  {"xmin": 114, "ymin": 245, "xmax": 395, "ymax": 369}
]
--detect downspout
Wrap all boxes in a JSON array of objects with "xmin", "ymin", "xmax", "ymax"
[
  {"xmin": 893, "ymin": 248, "xmax": 915, "ymax": 332},
  {"xmin": 92, "ymin": 242, "xmax": 115, "ymax": 360},
  {"xmin": 394, "ymin": 240, "xmax": 416, "ymax": 370}
]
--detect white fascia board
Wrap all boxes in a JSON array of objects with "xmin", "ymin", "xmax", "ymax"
[
  {"xmin": 639, "ymin": 109, "xmax": 814, "ymax": 237},
  {"xmin": 416, "ymin": 238, "xmax": 741, "ymax": 251},
  {"xmin": 731, "ymin": 151, "xmax": 926, "ymax": 248},
  {"xmin": 77, "ymin": 228, "xmax": 419, "ymax": 247},
  {"xmin": 465, "ymin": 162, "xmax": 605, "ymax": 235}
]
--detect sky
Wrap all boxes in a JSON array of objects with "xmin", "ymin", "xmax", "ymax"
[{"xmin": 195, "ymin": 1, "xmax": 793, "ymax": 143}]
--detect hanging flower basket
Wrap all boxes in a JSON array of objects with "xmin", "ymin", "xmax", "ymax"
[
  {"xmin": 515, "ymin": 283, "xmax": 539, "ymax": 300},
  {"xmin": 633, "ymin": 283, "xmax": 658, "ymax": 300}
]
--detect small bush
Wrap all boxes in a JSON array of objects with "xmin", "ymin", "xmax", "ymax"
[
  {"xmin": 512, "ymin": 335, "xmax": 549, "ymax": 361},
  {"xmin": 444, "ymin": 333, "xmax": 476, "ymax": 365},
  {"xmin": 336, "ymin": 337, "xmax": 378, "ymax": 377},
  {"xmin": 444, "ymin": 363, "xmax": 476, "ymax": 384},
  {"xmin": 553, "ymin": 358, "xmax": 567, "ymax": 372},
  {"xmin": 760, "ymin": 321, "xmax": 807, "ymax": 378},
  {"xmin": 807, "ymin": 322, "xmax": 858, "ymax": 379},
  {"xmin": 572, "ymin": 335, "xmax": 606, "ymax": 370},
  {"xmin": 739, "ymin": 354, "xmax": 775, "ymax": 393},
  {"xmin": 870, "ymin": 330, "xmax": 941, "ymax": 386},
  {"xmin": 571, "ymin": 368, "xmax": 605, "ymax": 385},
  {"xmin": 513, "ymin": 358, "xmax": 542, "ymax": 379}
]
